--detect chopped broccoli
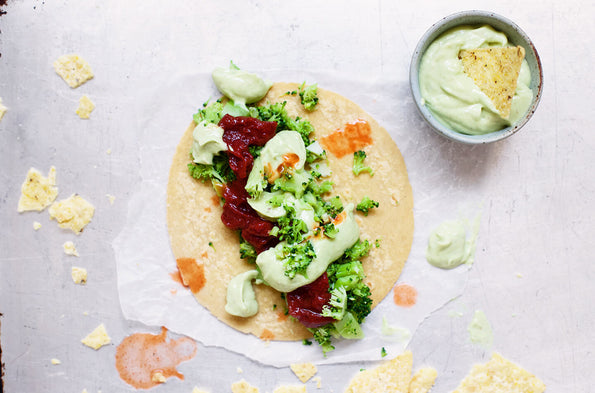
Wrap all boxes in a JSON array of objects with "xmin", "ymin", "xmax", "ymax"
[
  {"xmin": 352, "ymin": 150, "xmax": 374, "ymax": 177},
  {"xmin": 239, "ymin": 237, "xmax": 257, "ymax": 264},
  {"xmin": 281, "ymin": 240, "xmax": 316, "ymax": 279},
  {"xmin": 298, "ymin": 82, "xmax": 319, "ymax": 111},
  {"xmin": 187, "ymin": 152, "xmax": 235, "ymax": 185},
  {"xmin": 193, "ymin": 100, "xmax": 225, "ymax": 125},
  {"xmin": 256, "ymin": 102, "xmax": 315, "ymax": 146},
  {"xmin": 356, "ymin": 196, "xmax": 379, "ymax": 216},
  {"xmin": 322, "ymin": 286, "xmax": 347, "ymax": 320},
  {"xmin": 346, "ymin": 282, "xmax": 372, "ymax": 323},
  {"xmin": 341, "ymin": 239, "xmax": 372, "ymax": 262},
  {"xmin": 272, "ymin": 169, "xmax": 312, "ymax": 198},
  {"xmin": 381, "ymin": 347, "xmax": 387, "ymax": 357},
  {"xmin": 308, "ymin": 325, "xmax": 336, "ymax": 355},
  {"xmin": 323, "ymin": 222, "xmax": 339, "ymax": 239},
  {"xmin": 275, "ymin": 204, "xmax": 309, "ymax": 244},
  {"xmin": 333, "ymin": 311, "xmax": 364, "ymax": 339}
]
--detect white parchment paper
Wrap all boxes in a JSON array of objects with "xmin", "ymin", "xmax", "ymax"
[{"xmin": 113, "ymin": 70, "xmax": 486, "ymax": 367}]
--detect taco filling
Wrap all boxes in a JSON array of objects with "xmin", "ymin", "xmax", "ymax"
[{"xmin": 167, "ymin": 63, "xmax": 414, "ymax": 354}]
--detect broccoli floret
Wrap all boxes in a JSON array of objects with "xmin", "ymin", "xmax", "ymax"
[
  {"xmin": 281, "ymin": 240, "xmax": 316, "ymax": 279},
  {"xmin": 308, "ymin": 325, "xmax": 336, "ymax": 355},
  {"xmin": 256, "ymin": 102, "xmax": 315, "ymax": 146},
  {"xmin": 239, "ymin": 237, "xmax": 257, "ymax": 264},
  {"xmin": 187, "ymin": 153, "xmax": 235, "ymax": 185},
  {"xmin": 275, "ymin": 204, "xmax": 309, "ymax": 244},
  {"xmin": 272, "ymin": 169, "xmax": 312, "ymax": 198},
  {"xmin": 323, "ymin": 222, "xmax": 339, "ymax": 239},
  {"xmin": 298, "ymin": 82, "xmax": 319, "ymax": 111},
  {"xmin": 322, "ymin": 286, "xmax": 347, "ymax": 320},
  {"xmin": 341, "ymin": 239, "xmax": 372, "ymax": 262},
  {"xmin": 356, "ymin": 196, "xmax": 379, "ymax": 216},
  {"xmin": 352, "ymin": 150, "xmax": 374, "ymax": 177},
  {"xmin": 346, "ymin": 282, "xmax": 372, "ymax": 323},
  {"xmin": 193, "ymin": 100, "xmax": 225, "ymax": 125}
]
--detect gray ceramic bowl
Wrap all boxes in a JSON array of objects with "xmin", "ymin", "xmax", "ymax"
[{"xmin": 410, "ymin": 10, "xmax": 543, "ymax": 144}]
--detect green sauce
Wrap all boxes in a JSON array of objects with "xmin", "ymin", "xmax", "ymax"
[
  {"xmin": 256, "ymin": 205, "xmax": 360, "ymax": 293},
  {"xmin": 426, "ymin": 217, "xmax": 479, "ymax": 269},
  {"xmin": 191, "ymin": 121, "xmax": 227, "ymax": 165},
  {"xmin": 224, "ymin": 270, "xmax": 259, "ymax": 317},
  {"xmin": 419, "ymin": 25, "xmax": 533, "ymax": 135},
  {"xmin": 212, "ymin": 65, "xmax": 272, "ymax": 108}
]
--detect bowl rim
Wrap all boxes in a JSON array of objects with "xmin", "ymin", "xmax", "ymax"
[{"xmin": 409, "ymin": 10, "xmax": 544, "ymax": 144}]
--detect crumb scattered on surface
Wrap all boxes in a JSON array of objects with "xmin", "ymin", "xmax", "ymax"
[
  {"xmin": 50, "ymin": 358, "xmax": 61, "ymax": 365},
  {"xmin": 0, "ymin": 97, "xmax": 7, "ymax": 121},
  {"xmin": 71, "ymin": 267, "xmax": 87, "ymax": 284},
  {"xmin": 151, "ymin": 372, "xmax": 167, "ymax": 383},
  {"xmin": 49, "ymin": 194, "xmax": 95, "ymax": 234},
  {"xmin": 106, "ymin": 194, "xmax": 116, "ymax": 205},
  {"xmin": 290, "ymin": 362, "xmax": 317, "ymax": 383},
  {"xmin": 33, "ymin": 221, "xmax": 42, "ymax": 230},
  {"xmin": 231, "ymin": 379, "xmax": 259, "ymax": 393},
  {"xmin": 63, "ymin": 241, "xmax": 79, "ymax": 256},
  {"xmin": 76, "ymin": 95, "xmax": 95, "ymax": 119},
  {"xmin": 53, "ymin": 54, "xmax": 94, "ymax": 88},
  {"xmin": 18, "ymin": 167, "xmax": 58, "ymax": 212},
  {"xmin": 81, "ymin": 323, "xmax": 111, "ymax": 350},
  {"xmin": 312, "ymin": 376, "xmax": 322, "ymax": 389},
  {"xmin": 192, "ymin": 387, "xmax": 210, "ymax": 393}
]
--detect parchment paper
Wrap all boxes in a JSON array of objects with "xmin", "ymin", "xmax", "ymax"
[{"xmin": 113, "ymin": 70, "xmax": 485, "ymax": 367}]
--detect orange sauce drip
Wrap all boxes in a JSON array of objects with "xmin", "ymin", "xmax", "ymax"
[
  {"xmin": 276, "ymin": 311, "xmax": 289, "ymax": 322},
  {"xmin": 332, "ymin": 211, "xmax": 347, "ymax": 225},
  {"xmin": 260, "ymin": 328, "xmax": 275, "ymax": 341},
  {"xmin": 175, "ymin": 257, "xmax": 206, "ymax": 294},
  {"xmin": 169, "ymin": 270, "xmax": 184, "ymax": 286},
  {"xmin": 320, "ymin": 119, "xmax": 373, "ymax": 158},
  {"xmin": 115, "ymin": 327, "xmax": 197, "ymax": 389},
  {"xmin": 211, "ymin": 194, "xmax": 221, "ymax": 207},
  {"xmin": 393, "ymin": 284, "xmax": 417, "ymax": 307},
  {"xmin": 265, "ymin": 153, "xmax": 301, "ymax": 183}
]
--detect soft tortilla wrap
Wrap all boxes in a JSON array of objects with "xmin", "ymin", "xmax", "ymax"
[{"xmin": 166, "ymin": 82, "xmax": 414, "ymax": 341}]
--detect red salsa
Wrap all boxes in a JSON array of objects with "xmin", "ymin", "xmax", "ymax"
[{"xmin": 286, "ymin": 272, "xmax": 336, "ymax": 328}]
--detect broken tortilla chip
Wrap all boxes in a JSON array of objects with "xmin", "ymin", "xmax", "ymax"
[{"xmin": 459, "ymin": 46, "xmax": 525, "ymax": 119}]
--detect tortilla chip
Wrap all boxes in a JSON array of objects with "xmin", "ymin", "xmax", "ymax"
[
  {"xmin": 344, "ymin": 350, "xmax": 412, "ymax": 393},
  {"xmin": 409, "ymin": 367, "xmax": 437, "ymax": 393},
  {"xmin": 166, "ymin": 83, "xmax": 414, "ymax": 341},
  {"xmin": 459, "ymin": 46, "xmax": 525, "ymax": 119},
  {"xmin": 452, "ymin": 353, "xmax": 545, "ymax": 393}
]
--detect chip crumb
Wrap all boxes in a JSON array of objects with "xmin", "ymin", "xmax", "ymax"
[
  {"xmin": 344, "ymin": 350, "xmax": 413, "ymax": 393},
  {"xmin": 312, "ymin": 376, "xmax": 322, "ymax": 389},
  {"xmin": 0, "ymin": 97, "xmax": 7, "ymax": 121},
  {"xmin": 76, "ymin": 95, "xmax": 96, "ymax": 119},
  {"xmin": 81, "ymin": 323, "xmax": 111, "ymax": 350},
  {"xmin": 231, "ymin": 379, "xmax": 259, "ymax": 393},
  {"xmin": 452, "ymin": 352, "xmax": 545, "ymax": 393},
  {"xmin": 193, "ymin": 387, "xmax": 210, "ymax": 393},
  {"xmin": 516, "ymin": 272, "xmax": 524, "ymax": 278},
  {"xmin": 63, "ymin": 241, "xmax": 79, "ymax": 256},
  {"xmin": 290, "ymin": 362, "xmax": 318, "ymax": 383},
  {"xmin": 459, "ymin": 46, "xmax": 525, "ymax": 119},
  {"xmin": 409, "ymin": 367, "xmax": 437, "ymax": 393},
  {"xmin": 106, "ymin": 148, "xmax": 112, "ymax": 155},
  {"xmin": 18, "ymin": 167, "xmax": 58, "ymax": 212},
  {"xmin": 50, "ymin": 358, "xmax": 61, "ymax": 365},
  {"xmin": 237, "ymin": 367, "xmax": 244, "ymax": 374},
  {"xmin": 82, "ymin": 389, "xmax": 88, "ymax": 393},
  {"xmin": 106, "ymin": 194, "xmax": 116, "ymax": 205},
  {"xmin": 152, "ymin": 372, "xmax": 167, "ymax": 383},
  {"xmin": 273, "ymin": 385, "xmax": 306, "ymax": 393},
  {"xmin": 53, "ymin": 54, "xmax": 94, "ymax": 88},
  {"xmin": 49, "ymin": 194, "xmax": 95, "ymax": 234},
  {"xmin": 71, "ymin": 267, "xmax": 87, "ymax": 284},
  {"xmin": 33, "ymin": 221, "xmax": 42, "ymax": 230}
]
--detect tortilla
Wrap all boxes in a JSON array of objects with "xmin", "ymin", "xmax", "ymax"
[
  {"xmin": 459, "ymin": 46, "xmax": 525, "ymax": 119},
  {"xmin": 166, "ymin": 83, "xmax": 414, "ymax": 341}
]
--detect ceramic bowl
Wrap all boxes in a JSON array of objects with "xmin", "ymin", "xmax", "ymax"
[{"xmin": 409, "ymin": 10, "xmax": 543, "ymax": 144}]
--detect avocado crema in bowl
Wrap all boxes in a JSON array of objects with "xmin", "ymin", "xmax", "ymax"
[{"xmin": 410, "ymin": 11, "xmax": 543, "ymax": 144}]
